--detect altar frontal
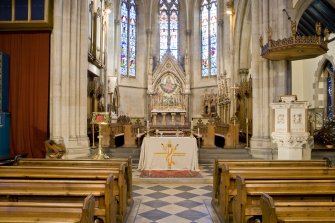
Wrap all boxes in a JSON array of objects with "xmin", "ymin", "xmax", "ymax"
[{"xmin": 138, "ymin": 137, "xmax": 199, "ymax": 171}]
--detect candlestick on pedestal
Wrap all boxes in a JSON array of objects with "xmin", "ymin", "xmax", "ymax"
[{"xmin": 91, "ymin": 112, "xmax": 110, "ymax": 160}]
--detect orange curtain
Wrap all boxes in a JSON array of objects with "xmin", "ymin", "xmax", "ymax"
[{"xmin": 0, "ymin": 32, "xmax": 50, "ymax": 158}]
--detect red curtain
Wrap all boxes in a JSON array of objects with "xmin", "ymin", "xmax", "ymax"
[{"xmin": 0, "ymin": 32, "xmax": 50, "ymax": 158}]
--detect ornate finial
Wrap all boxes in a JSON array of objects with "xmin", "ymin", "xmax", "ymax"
[
  {"xmin": 259, "ymin": 35, "xmax": 263, "ymax": 47},
  {"xmin": 291, "ymin": 20, "xmax": 297, "ymax": 36},
  {"xmin": 316, "ymin": 22, "xmax": 322, "ymax": 36},
  {"xmin": 324, "ymin": 27, "xmax": 330, "ymax": 41}
]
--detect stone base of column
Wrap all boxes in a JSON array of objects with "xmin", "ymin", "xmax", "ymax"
[
  {"xmin": 63, "ymin": 136, "xmax": 90, "ymax": 159},
  {"xmin": 249, "ymin": 137, "xmax": 275, "ymax": 159}
]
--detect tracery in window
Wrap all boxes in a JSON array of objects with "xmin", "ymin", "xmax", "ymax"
[
  {"xmin": 201, "ymin": 0, "xmax": 217, "ymax": 77},
  {"xmin": 120, "ymin": 0, "xmax": 136, "ymax": 77},
  {"xmin": 159, "ymin": 0, "xmax": 179, "ymax": 60}
]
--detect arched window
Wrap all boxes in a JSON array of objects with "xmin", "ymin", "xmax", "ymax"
[
  {"xmin": 325, "ymin": 62, "xmax": 334, "ymax": 119},
  {"xmin": 159, "ymin": 0, "xmax": 179, "ymax": 60},
  {"xmin": 120, "ymin": 0, "xmax": 136, "ymax": 77},
  {"xmin": 201, "ymin": 0, "xmax": 217, "ymax": 77}
]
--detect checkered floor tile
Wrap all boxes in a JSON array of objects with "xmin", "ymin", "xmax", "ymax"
[{"xmin": 128, "ymin": 183, "xmax": 219, "ymax": 223}]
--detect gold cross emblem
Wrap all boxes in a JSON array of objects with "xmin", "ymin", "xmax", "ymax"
[{"xmin": 155, "ymin": 140, "xmax": 186, "ymax": 169}]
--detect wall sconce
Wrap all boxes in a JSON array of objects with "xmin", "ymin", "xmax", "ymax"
[{"xmin": 226, "ymin": 0, "xmax": 234, "ymax": 15}]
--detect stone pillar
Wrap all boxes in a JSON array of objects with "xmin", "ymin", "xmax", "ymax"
[
  {"xmin": 50, "ymin": 0, "xmax": 90, "ymax": 158},
  {"xmin": 162, "ymin": 113, "xmax": 166, "ymax": 126},
  {"xmin": 271, "ymin": 95, "xmax": 312, "ymax": 160},
  {"xmin": 152, "ymin": 113, "xmax": 157, "ymax": 126},
  {"xmin": 171, "ymin": 113, "xmax": 176, "ymax": 125}
]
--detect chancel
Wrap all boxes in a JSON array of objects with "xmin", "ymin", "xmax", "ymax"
[{"xmin": 1, "ymin": 0, "xmax": 335, "ymax": 222}]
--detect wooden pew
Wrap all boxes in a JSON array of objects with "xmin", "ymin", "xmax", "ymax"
[
  {"xmin": 0, "ymin": 177, "xmax": 113, "ymax": 223},
  {"xmin": 213, "ymin": 159, "xmax": 332, "ymax": 202},
  {"xmin": 0, "ymin": 194, "xmax": 95, "ymax": 223},
  {"xmin": 233, "ymin": 175, "xmax": 335, "ymax": 223},
  {"xmin": 260, "ymin": 193, "xmax": 335, "ymax": 223},
  {"xmin": 212, "ymin": 161, "xmax": 335, "ymax": 223},
  {"xmin": 16, "ymin": 157, "xmax": 133, "ymax": 206},
  {"xmin": 0, "ymin": 165, "xmax": 127, "ymax": 223}
]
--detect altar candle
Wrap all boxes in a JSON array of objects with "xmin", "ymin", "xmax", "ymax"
[
  {"xmin": 147, "ymin": 121, "xmax": 149, "ymax": 129},
  {"xmin": 198, "ymin": 128, "xmax": 200, "ymax": 135},
  {"xmin": 137, "ymin": 128, "xmax": 140, "ymax": 135}
]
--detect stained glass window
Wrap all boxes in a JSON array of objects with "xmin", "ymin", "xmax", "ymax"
[
  {"xmin": 120, "ymin": 0, "xmax": 136, "ymax": 77},
  {"xmin": 326, "ymin": 62, "xmax": 334, "ymax": 119},
  {"xmin": 201, "ymin": 0, "xmax": 217, "ymax": 77},
  {"xmin": 159, "ymin": 0, "xmax": 179, "ymax": 60}
]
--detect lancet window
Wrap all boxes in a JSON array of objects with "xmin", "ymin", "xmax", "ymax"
[
  {"xmin": 326, "ymin": 62, "xmax": 334, "ymax": 119},
  {"xmin": 201, "ymin": 0, "xmax": 217, "ymax": 77},
  {"xmin": 120, "ymin": 0, "xmax": 137, "ymax": 77},
  {"xmin": 159, "ymin": 0, "xmax": 179, "ymax": 60}
]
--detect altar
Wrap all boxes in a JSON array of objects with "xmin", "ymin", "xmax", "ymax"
[{"xmin": 138, "ymin": 137, "xmax": 199, "ymax": 171}]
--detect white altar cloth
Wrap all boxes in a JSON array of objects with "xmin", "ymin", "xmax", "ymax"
[{"xmin": 138, "ymin": 137, "xmax": 199, "ymax": 171}]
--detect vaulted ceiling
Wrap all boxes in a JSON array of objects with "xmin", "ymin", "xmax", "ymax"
[{"xmin": 298, "ymin": 0, "xmax": 335, "ymax": 36}]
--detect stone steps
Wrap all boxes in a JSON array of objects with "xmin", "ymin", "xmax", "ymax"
[{"xmin": 103, "ymin": 146, "xmax": 253, "ymax": 164}]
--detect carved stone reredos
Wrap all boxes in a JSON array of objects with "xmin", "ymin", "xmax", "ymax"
[{"xmin": 151, "ymin": 55, "xmax": 187, "ymax": 94}]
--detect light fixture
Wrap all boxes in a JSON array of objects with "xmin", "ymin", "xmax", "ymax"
[{"xmin": 226, "ymin": 0, "xmax": 234, "ymax": 15}]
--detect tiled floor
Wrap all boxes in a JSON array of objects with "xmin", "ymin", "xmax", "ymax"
[{"xmin": 127, "ymin": 164, "xmax": 219, "ymax": 223}]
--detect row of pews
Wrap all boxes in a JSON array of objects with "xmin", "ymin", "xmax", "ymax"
[
  {"xmin": 0, "ymin": 157, "xmax": 133, "ymax": 223},
  {"xmin": 212, "ymin": 159, "xmax": 335, "ymax": 223}
]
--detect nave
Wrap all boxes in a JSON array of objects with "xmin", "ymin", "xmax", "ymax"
[{"xmin": 128, "ymin": 164, "xmax": 219, "ymax": 223}]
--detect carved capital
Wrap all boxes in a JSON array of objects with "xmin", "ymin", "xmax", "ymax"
[
  {"xmin": 186, "ymin": 29, "xmax": 192, "ymax": 36},
  {"xmin": 146, "ymin": 29, "xmax": 152, "ymax": 35},
  {"xmin": 218, "ymin": 19, "xmax": 223, "ymax": 27}
]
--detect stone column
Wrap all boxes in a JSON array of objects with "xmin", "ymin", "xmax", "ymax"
[
  {"xmin": 162, "ymin": 113, "xmax": 166, "ymax": 126},
  {"xmin": 171, "ymin": 113, "xmax": 176, "ymax": 125},
  {"xmin": 180, "ymin": 113, "xmax": 185, "ymax": 125},
  {"xmin": 271, "ymin": 96, "xmax": 312, "ymax": 160},
  {"xmin": 50, "ymin": 0, "xmax": 90, "ymax": 158},
  {"xmin": 152, "ymin": 113, "xmax": 157, "ymax": 126}
]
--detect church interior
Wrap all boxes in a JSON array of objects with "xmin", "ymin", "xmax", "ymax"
[{"xmin": 1, "ymin": 0, "xmax": 335, "ymax": 222}]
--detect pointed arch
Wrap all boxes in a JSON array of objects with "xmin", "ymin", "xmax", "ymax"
[
  {"xmin": 159, "ymin": 0, "xmax": 180, "ymax": 60},
  {"xmin": 200, "ymin": 0, "xmax": 217, "ymax": 77}
]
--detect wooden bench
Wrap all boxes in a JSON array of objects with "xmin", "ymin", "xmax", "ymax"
[
  {"xmin": 260, "ymin": 193, "xmax": 335, "ymax": 223},
  {"xmin": 213, "ymin": 159, "xmax": 332, "ymax": 203},
  {"xmin": 0, "ymin": 165, "xmax": 128, "ymax": 223},
  {"xmin": 0, "ymin": 194, "xmax": 95, "ymax": 223},
  {"xmin": 16, "ymin": 157, "xmax": 133, "ymax": 206},
  {"xmin": 212, "ymin": 160, "xmax": 335, "ymax": 223},
  {"xmin": 233, "ymin": 175, "xmax": 335, "ymax": 223}
]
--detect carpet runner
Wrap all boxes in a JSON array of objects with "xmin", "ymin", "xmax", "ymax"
[{"xmin": 140, "ymin": 170, "xmax": 202, "ymax": 178}]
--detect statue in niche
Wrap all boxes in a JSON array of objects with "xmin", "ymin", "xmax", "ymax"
[{"xmin": 202, "ymin": 89, "xmax": 217, "ymax": 117}]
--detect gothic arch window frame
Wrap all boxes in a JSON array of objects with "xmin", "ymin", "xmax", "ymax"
[
  {"xmin": 200, "ymin": 0, "xmax": 218, "ymax": 77},
  {"xmin": 120, "ymin": 0, "xmax": 137, "ymax": 78},
  {"xmin": 159, "ymin": 0, "xmax": 180, "ymax": 61}
]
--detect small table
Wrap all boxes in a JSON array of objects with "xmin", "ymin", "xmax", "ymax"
[{"xmin": 138, "ymin": 136, "xmax": 199, "ymax": 171}]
